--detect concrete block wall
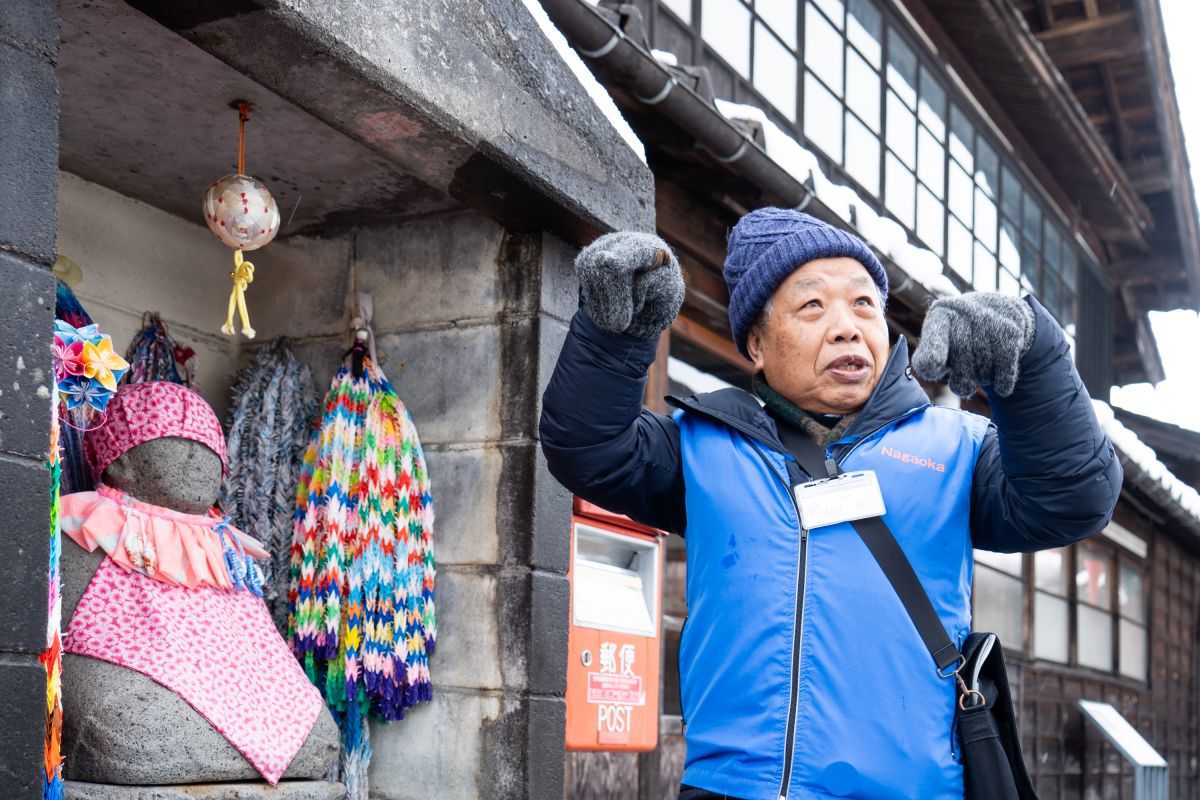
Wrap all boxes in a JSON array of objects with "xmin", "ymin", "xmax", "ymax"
[
  {"xmin": 249, "ymin": 211, "xmax": 577, "ymax": 799},
  {"xmin": 0, "ymin": 1, "xmax": 59, "ymax": 797},
  {"xmin": 55, "ymin": 172, "xmax": 241, "ymax": 418}
]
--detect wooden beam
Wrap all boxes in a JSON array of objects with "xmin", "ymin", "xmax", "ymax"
[
  {"xmin": 1109, "ymin": 255, "xmax": 1186, "ymax": 282},
  {"xmin": 654, "ymin": 176, "xmax": 733, "ymax": 274},
  {"xmin": 1035, "ymin": 10, "xmax": 1142, "ymax": 69},
  {"xmin": 1077, "ymin": 0, "xmax": 1135, "ymax": 163},
  {"xmin": 1101, "ymin": 64, "xmax": 1135, "ymax": 161},
  {"xmin": 671, "ymin": 313, "xmax": 750, "ymax": 375},
  {"xmin": 643, "ymin": 330, "xmax": 671, "ymax": 413},
  {"xmin": 1034, "ymin": 0, "xmax": 1055, "ymax": 28},
  {"xmin": 1124, "ymin": 156, "xmax": 1172, "ymax": 194},
  {"xmin": 1134, "ymin": 0, "xmax": 1200, "ymax": 306}
]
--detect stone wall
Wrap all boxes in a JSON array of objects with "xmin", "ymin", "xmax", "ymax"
[
  {"xmin": 250, "ymin": 211, "xmax": 578, "ymax": 799},
  {"xmin": 0, "ymin": 1, "xmax": 59, "ymax": 798}
]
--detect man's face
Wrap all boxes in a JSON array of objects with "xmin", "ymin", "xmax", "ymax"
[{"xmin": 746, "ymin": 257, "xmax": 890, "ymax": 415}]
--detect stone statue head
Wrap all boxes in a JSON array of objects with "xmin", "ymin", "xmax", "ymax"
[{"xmin": 84, "ymin": 381, "xmax": 227, "ymax": 514}]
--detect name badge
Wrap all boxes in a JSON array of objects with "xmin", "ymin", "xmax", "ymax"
[{"xmin": 793, "ymin": 470, "xmax": 887, "ymax": 530}]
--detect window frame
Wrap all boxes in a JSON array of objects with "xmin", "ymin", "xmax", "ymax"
[
  {"xmin": 974, "ymin": 536, "xmax": 1150, "ymax": 685},
  {"xmin": 662, "ymin": 0, "xmax": 1084, "ymax": 329}
]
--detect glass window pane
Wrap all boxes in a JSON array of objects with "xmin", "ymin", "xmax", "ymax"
[
  {"xmin": 847, "ymin": 0, "xmax": 882, "ymax": 66},
  {"xmin": 917, "ymin": 185, "xmax": 944, "ymax": 256},
  {"xmin": 974, "ymin": 242, "xmax": 996, "ymax": 291},
  {"xmin": 886, "ymin": 91, "xmax": 916, "ymax": 168},
  {"xmin": 886, "ymin": 29, "xmax": 917, "ymax": 108},
  {"xmin": 1077, "ymin": 604, "xmax": 1113, "ymax": 671},
  {"xmin": 812, "ymin": 0, "xmax": 845, "ymax": 29},
  {"xmin": 1020, "ymin": 239, "xmax": 1039, "ymax": 290},
  {"xmin": 703, "ymin": 0, "xmax": 753, "ymax": 76},
  {"xmin": 949, "ymin": 104, "xmax": 974, "ymax": 171},
  {"xmin": 976, "ymin": 550, "xmax": 1022, "ymax": 577},
  {"xmin": 976, "ymin": 138, "xmax": 998, "ymax": 197},
  {"xmin": 754, "ymin": 23, "xmax": 798, "ymax": 120},
  {"xmin": 1000, "ymin": 220, "xmax": 1020, "ymax": 271},
  {"xmin": 1063, "ymin": 248, "xmax": 1078, "ymax": 289},
  {"xmin": 1043, "ymin": 269, "xmax": 1061, "ymax": 315},
  {"xmin": 918, "ymin": 66, "xmax": 946, "ymax": 140},
  {"xmin": 758, "ymin": 0, "xmax": 798, "ymax": 48},
  {"xmin": 1119, "ymin": 619, "xmax": 1147, "ymax": 681},
  {"xmin": 662, "ymin": 0, "xmax": 693, "ymax": 23},
  {"xmin": 804, "ymin": 71, "xmax": 844, "ymax": 162},
  {"xmin": 1119, "ymin": 563, "xmax": 1146, "ymax": 623},
  {"xmin": 949, "ymin": 217, "xmax": 972, "ymax": 280},
  {"xmin": 917, "ymin": 125, "xmax": 944, "ymax": 198},
  {"xmin": 1044, "ymin": 224, "xmax": 1062, "ymax": 270},
  {"xmin": 1022, "ymin": 196, "xmax": 1041, "ymax": 246},
  {"xmin": 975, "ymin": 189, "xmax": 997, "ymax": 252},
  {"xmin": 885, "ymin": 153, "xmax": 916, "ymax": 228},
  {"xmin": 973, "ymin": 567, "xmax": 1024, "ymax": 651},
  {"xmin": 999, "ymin": 267, "xmax": 1020, "ymax": 296},
  {"xmin": 1077, "ymin": 542, "xmax": 1111, "ymax": 610},
  {"xmin": 845, "ymin": 114, "xmax": 880, "ymax": 195},
  {"xmin": 1034, "ymin": 593, "xmax": 1069, "ymax": 663},
  {"xmin": 1001, "ymin": 166, "xmax": 1021, "ymax": 220},
  {"xmin": 1035, "ymin": 548, "xmax": 1068, "ymax": 593},
  {"xmin": 845, "ymin": 49, "xmax": 880, "ymax": 131},
  {"xmin": 949, "ymin": 161, "xmax": 973, "ymax": 224},
  {"xmin": 806, "ymin": 2, "xmax": 844, "ymax": 95}
]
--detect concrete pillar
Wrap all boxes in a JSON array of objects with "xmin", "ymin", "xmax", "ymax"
[
  {"xmin": 248, "ymin": 212, "xmax": 578, "ymax": 800},
  {"xmin": 0, "ymin": 0, "xmax": 60, "ymax": 798}
]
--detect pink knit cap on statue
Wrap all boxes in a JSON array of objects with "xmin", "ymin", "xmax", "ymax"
[{"xmin": 84, "ymin": 381, "xmax": 227, "ymax": 479}]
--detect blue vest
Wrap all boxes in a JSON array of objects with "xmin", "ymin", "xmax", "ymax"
[{"xmin": 670, "ymin": 353, "xmax": 989, "ymax": 800}]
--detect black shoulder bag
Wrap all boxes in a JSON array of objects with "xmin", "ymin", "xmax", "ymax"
[{"xmin": 777, "ymin": 424, "xmax": 1038, "ymax": 800}]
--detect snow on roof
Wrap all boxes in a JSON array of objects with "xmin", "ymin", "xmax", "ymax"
[
  {"xmin": 1093, "ymin": 400, "xmax": 1200, "ymax": 528},
  {"xmin": 522, "ymin": 0, "xmax": 647, "ymax": 164},
  {"xmin": 713, "ymin": 99, "xmax": 959, "ymax": 299}
]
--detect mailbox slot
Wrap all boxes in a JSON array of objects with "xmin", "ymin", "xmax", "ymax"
[{"xmin": 573, "ymin": 523, "xmax": 658, "ymax": 637}]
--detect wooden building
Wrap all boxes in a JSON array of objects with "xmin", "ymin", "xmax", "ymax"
[{"xmin": 539, "ymin": 0, "xmax": 1200, "ymax": 797}]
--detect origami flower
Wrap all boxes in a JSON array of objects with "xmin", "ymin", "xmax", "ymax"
[
  {"xmin": 53, "ymin": 336, "xmax": 87, "ymax": 381},
  {"xmin": 79, "ymin": 337, "xmax": 129, "ymax": 392},
  {"xmin": 53, "ymin": 320, "xmax": 99, "ymax": 346},
  {"xmin": 57, "ymin": 376, "xmax": 101, "ymax": 410}
]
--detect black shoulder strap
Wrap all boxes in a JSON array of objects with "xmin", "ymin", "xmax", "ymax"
[{"xmin": 776, "ymin": 423, "xmax": 963, "ymax": 674}]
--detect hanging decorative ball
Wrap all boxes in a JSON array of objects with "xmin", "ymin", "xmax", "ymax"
[
  {"xmin": 204, "ymin": 101, "xmax": 277, "ymax": 340},
  {"xmin": 202, "ymin": 174, "xmax": 280, "ymax": 251}
]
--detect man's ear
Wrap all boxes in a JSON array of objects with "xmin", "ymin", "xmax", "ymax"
[{"xmin": 746, "ymin": 323, "xmax": 768, "ymax": 374}]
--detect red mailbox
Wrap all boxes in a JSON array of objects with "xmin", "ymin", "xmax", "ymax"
[{"xmin": 565, "ymin": 499, "xmax": 665, "ymax": 751}]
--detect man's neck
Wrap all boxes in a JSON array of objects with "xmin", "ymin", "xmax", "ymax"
[{"xmin": 752, "ymin": 374, "xmax": 856, "ymax": 448}]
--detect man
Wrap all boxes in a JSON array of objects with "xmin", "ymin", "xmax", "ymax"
[{"xmin": 540, "ymin": 207, "xmax": 1121, "ymax": 800}]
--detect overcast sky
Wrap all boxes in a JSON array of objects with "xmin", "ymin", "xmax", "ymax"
[{"xmin": 1108, "ymin": 0, "xmax": 1200, "ymax": 432}]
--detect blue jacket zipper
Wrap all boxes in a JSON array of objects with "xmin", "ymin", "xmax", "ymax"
[{"xmin": 747, "ymin": 437, "xmax": 810, "ymax": 800}]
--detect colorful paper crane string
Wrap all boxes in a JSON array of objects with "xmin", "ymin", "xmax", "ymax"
[{"xmin": 289, "ymin": 358, "xmax": 435, "ymax": 800}]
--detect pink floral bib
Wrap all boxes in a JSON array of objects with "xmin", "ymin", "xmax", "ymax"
[{"xmin": 62, "ymin": 490, "xmax": 324, "ymax": 785}]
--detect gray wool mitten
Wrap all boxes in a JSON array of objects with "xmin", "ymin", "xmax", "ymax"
[
  {"xmin": 574, "ymin": 231, "xmax": 686, "ymax": 339},
  {"xmin": 911, "ymin": 292, "xmax": 1037, "ymax": 398}
]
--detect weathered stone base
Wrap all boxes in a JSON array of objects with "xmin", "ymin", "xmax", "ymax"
[{"xmin": 64, "ymin": 780, "xmax": 347, "ymax": 800}]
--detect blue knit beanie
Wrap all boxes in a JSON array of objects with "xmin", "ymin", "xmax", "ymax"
[{"xmin": 724, "ymin": 207, "xmax": 888, "ymax": 358}]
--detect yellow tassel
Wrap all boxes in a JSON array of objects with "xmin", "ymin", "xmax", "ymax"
[{"xmin": 222, "ymin": 250, "xmax": 256, "ymax": 339}]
